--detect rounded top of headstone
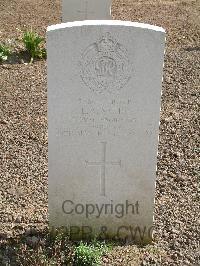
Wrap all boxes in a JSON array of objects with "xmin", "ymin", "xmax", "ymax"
[{"xmin": 47, "ymin": 20, "xmax": 165, "ymax": 33}]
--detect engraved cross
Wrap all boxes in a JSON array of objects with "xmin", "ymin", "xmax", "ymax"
[
  {"xmin": 77, "ymin": 0, "xmax": 94, "ymax": 20},
  {"xmin": 86, "ymin": 142, "xmax": 121, "ymax": 196}
]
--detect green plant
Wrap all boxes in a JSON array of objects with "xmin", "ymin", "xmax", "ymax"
[
  {"xmin": 0, "ymin": 43, "xmax": 11, "ymax": 62},
  {"xmin": 74, "ymin": 240, "xmax": 111, "ymax": 266},
  {"xmin": 22, "ymin": 30, "xmax": 46, "ymax": 63}
]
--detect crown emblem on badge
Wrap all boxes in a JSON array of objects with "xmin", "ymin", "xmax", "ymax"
[
  {"xmin": 80, "ymin": 32, "xmax": 132, "ymax": 94},
  {"xmin": 96, "ymin": 32, "xmax": 117, "ymax": 53}
]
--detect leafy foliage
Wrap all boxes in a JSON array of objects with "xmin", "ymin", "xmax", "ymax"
[
  {"xmin": 22, "ymin": 30, "xmax": 46, "ymax": 63},
  {"xmin": 0, "ymin": 43, "xmax": 11, "ymax": 62},
  {"xmin": 74, "ymin": 240, "xmax": 111, "ymax": 266}
]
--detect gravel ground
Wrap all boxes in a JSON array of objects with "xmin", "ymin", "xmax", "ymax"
[{"xmin": 0, "ymin": 0, "xmax": 199, "ymax": 265}]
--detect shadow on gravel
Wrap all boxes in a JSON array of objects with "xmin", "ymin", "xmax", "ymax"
[
  {"xmin": 184, "ymin": 46, "xmax": 200, "ymax": 52},
  {"xmin": 0, "ymin": 227, "xmax": 126, "ymax": 266},
  {"xmin": 1, "ymin": 51, "xmax": 44, "ymax": 65},
  {"xmin": 0, "ymin": 227, "xmax": 75, "ymax": 265}
]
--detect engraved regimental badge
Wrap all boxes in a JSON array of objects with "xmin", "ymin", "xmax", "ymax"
[{"xmin": 80, "ymin": 32, "xmax": 132, "ymax": 93}]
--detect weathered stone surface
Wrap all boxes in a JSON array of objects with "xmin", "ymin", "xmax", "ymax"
[
  {"xmin": 47, "ymin": 21, "xmax": 165, "ymax": 243},
  {"xmin": 62, "ymin": 0, "xmax": 112, "ymax": 22}
]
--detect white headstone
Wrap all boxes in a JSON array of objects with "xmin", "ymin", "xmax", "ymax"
[
  {"xmin": 47, "ymin": 21, "xmax": 165, "ymax": 243},
  {"xmin": 62, "ymin": 0, "xmax": 112, "ymax": 22}
]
